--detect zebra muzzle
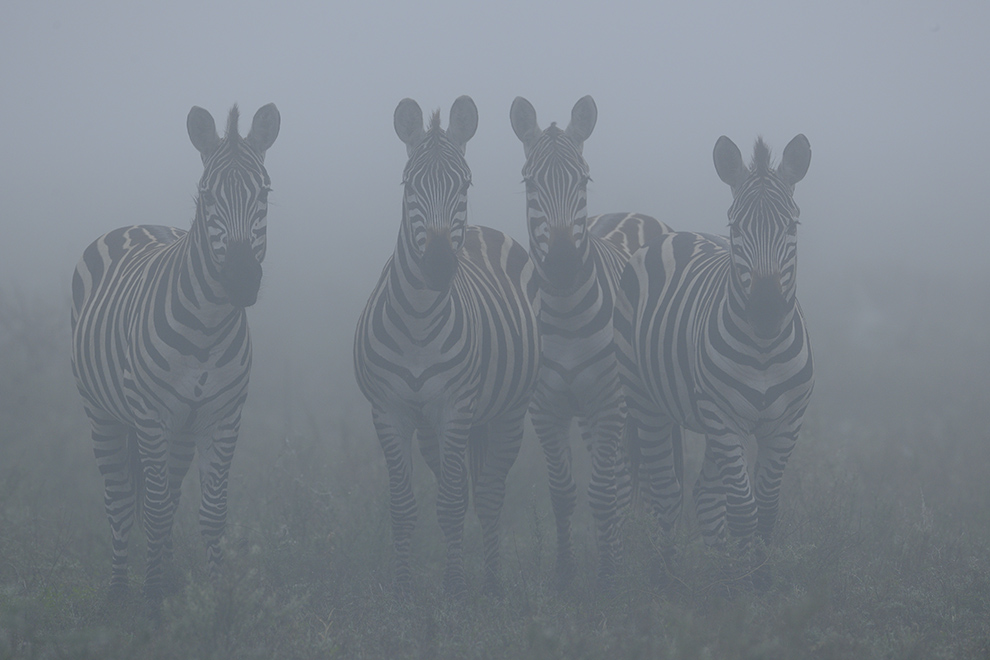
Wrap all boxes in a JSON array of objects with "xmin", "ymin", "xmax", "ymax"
[
  {"xmin": 747, "ymin": 275, "xmax": 787, "ymax": 339},
  {"xmin": 220, "ymin": 241, "xmax": 263, "ymax": 307},
  {"xmin": 541, "ymin": 231, "xmax": 581, "ymax": 291},
  {"xmin": 421, "ymin": 235, "xmax": 458, "ymax": 291}
]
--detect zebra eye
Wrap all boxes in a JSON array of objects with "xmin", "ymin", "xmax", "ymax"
[
  {"xmin": 200, "ymin": 189, "xmax": 216, "ymax": 206},
  {"xmin": 787, "ymin": 221, "xmax": 799, "ymax": 236}
]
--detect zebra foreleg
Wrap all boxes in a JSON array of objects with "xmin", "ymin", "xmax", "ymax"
[
  {"xmin": 471, "ymin": 413, "xmax": 525, "ymax": 597},
  {"xmin": 436, "ymin": 421, "xmax": 471, "ymax": 598},
  {"xmin": 694, "ymin": 433, "xmax": 757, "ymax": 548},
  {"xmin": 750, "ymin": 429, "xmax": 798, "ymax": 591},
  {"xmin": 89, "ymin": 414, "xmax": 137, "ymax": 602},
  {"xmin": 372, "ymin": 408, "xmax": 417, "ymax": 596},
  {"xmin": 136, "ymin": 428, "xmax": 176, "ymax": 606},
  {"xmin": 627, "ymin": 403, "xmax": 682, "ymax": 585},
  {"xmin": 532, "ymin": 406, "xmax": 577, "ymax": 589},
  {"xmin": 197, "ymin": 429, "xmax": 237, "ymax": 582},
  {"xmin": 582, "ymin": 408, "xmax": 625, "ymax": 587},
  {"xmin": 162, "ymin": 433, "xmax": 196, "ymax": 593}
]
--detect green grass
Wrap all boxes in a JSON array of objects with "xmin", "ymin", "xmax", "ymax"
[{"xmin": 2, "ymin": 275, "xmax": 990, "ymax": 659}]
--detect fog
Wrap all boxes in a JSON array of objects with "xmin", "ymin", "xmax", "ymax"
[{"xmin": 2, "ymin": 2, "xmax": 988, "ymax": 426}]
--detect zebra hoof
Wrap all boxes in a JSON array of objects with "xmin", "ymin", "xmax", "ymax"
[
  {"xmin": 443, "ymin": 572, "xmax": 468, "ymax": 600},
  {"xmin": 751, "ymin": 563, "xmax": 772, "ymax": 594},
  {"xmin": 554, "ymin": 557, "xmax": 576, "ymax": 592},
  {"xmin": 482, "ymin": 576, "xmax": 504, "ymax": 600},
  {"xmin": 106, "ymin": 582, "xmax": 131, "ymax": 608}
]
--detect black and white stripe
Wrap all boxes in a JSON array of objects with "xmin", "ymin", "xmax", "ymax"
[
  {"xmin": 354, "ymin": 97, "xmax": 541, "ymax": 597},
  {"xmin": 615, "ymin": 135, "xmax": 813, "ymax": 578},
  {"xmin": 70, "ymin": 104, "xmax": 280, "ymax": 605},
  {"xmin": 510, "ymin": 96, "xmax": 671, "ymax": 587}
]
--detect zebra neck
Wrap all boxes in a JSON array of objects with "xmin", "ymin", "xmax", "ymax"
[
  {"xmin": 387, "ymin": 236, "xmax": 454, "ymax": 334},
  {"xmin": 724, "ymin": 277, "xmax": 796, "ymax": 351},
  {"xmin": 179, "ymin": 215, "xmax": 240, "ymax": 319},
  {"xmin": 538, "ymin": 256, "xmax": 599, "ymax": 319}
]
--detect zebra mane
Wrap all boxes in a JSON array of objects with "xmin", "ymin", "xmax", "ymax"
[
  {"xmin": 428, "ymin": 109, "xmax": 442, "ymax": 134},
  {"xmin": 751, "ymin": 137, "xmax": 772, "ymax": 175},
  {"xmin": 224, "ymin": 105, "xmax": 241, "ymax": 140}
]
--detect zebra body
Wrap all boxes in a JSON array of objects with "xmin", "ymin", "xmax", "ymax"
[
  {"xmin": 70, "ymin": 104, "xmax": 280, "ymax": 604},
  {"xmin": 510, "ymin": 96, "xmax": 670, "ymax": 586},
  {"xmin": 354, "ymin": 97, "xmax": 540, "ymax": 596},
  {"xmin": 615, "ymin": 135, "xmax": 813, "ymax": 574}
]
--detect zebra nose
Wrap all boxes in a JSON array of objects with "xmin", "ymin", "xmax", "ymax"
[
  {"xmin": 421, "ymin": 233, "xmax": 458, "ymax": 291},
  {"xmin": 220, "ymin": 241, "xmax": 263, "ymax": 307},
  {"xmin": 747, "ymin": 275, "xmax": 786, "ymax": 339},
  {"xmin": 542, "ymin": 229, "xmax": 581, "ymax": 290}
]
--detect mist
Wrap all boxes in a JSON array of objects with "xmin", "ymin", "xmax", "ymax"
[{"xmin": 2, "ymin": 1, "xmax": 989, "ymax": 656}]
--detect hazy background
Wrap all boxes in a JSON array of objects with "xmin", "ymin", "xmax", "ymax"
[{"xmin": 2, "ymin": 0, "xmax": 988, "ymax": 422}]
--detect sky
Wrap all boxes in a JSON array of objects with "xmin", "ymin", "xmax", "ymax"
[{"xmin": 2, "ymin": 0, "xmax": 988, "ymax": 413}]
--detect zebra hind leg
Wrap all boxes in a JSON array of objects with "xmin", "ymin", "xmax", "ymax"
[{"xmin": 89, "ymin": 415, "xmax": 138, "ymax": 604}]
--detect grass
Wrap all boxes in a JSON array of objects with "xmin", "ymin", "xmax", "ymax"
[{"xmin": 2, "ymin": 269, "xmax": 990, "ymax": 658}]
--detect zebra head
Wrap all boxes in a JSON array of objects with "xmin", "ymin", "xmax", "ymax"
[
  {"xmin": 394, "ymin": 96, "xmax": 478, "ymax": 292},
  {"xmin": 714, "ymin": 134, "xmax": 811, "ymax": 340},
  {"xmin": 510, "ymin": 96, "xmax": 597, "ymax": 292},
  {"xmin": 187, "ymin": 104, "xmax": 280, "ymax": 308}
]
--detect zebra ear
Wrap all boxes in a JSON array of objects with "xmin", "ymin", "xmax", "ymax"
[
  {"xmin": 246, "ymin": 103, "xmax": 280, "ymax": 157},
  {"xmin": 779, "ymin": 134, "xmax": 811, "ymax": 186},
  {"xmin": 565, "ymin": 95, "xmax": 597, "ymax": 148},
  {"xmin": 510, "ymin": 96, "xmax": 541, "ymax": 156},
  {"xmin": 394, "ymin": 98, "xmax": 425, "ymax": 156},
  {"xmin": 447, "ymin": 95, "xmax": 478, "ymax": 153},
  {"xmin": 187, "ymin": 107, "xmax": 220, "ymax": 161},
  {"xmin": 713, "ymin": 136, "xmax": 748, "ymax": 189}
]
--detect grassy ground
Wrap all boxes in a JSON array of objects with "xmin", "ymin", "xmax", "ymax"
[{"xmin": 2, "ymin": 269, "xmax": 989, "ymax": 659}]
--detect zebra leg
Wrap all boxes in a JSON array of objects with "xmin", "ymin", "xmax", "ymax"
[
  {"xmin": 372, "ymin": 407, "xmax": 417, "ymax": 595},
  {"xmin": 627, "ymin": 402, "xmax": 683, "ymax": 583},
  {"xmin": 754, "ymin": 428, "xmax": 798, "ymax": 544},
  {"xmin": 531, "ymin": 399, "xmax": 577, "ymax": 589},
  {"xmin": 436, "ymin": 418, "xmax": 472, "ymax": 598},
  {"xmin": 197, "ymin": 424, "xmax": 238, "ymax": 582},
  {"xmin": 582, "ymin": 401, "xmax": 625, "ymax": 587},
  {"xmin": 472, "ymin": 412, "xmax": 526, "ymax": 597},
  {"xmin": 136, "ymin": 427, "xmax": 176, "ymax": 605},
  {"xmin": 751, "ymin": 429, "xmax": 798, "ymax": 591},
  {"xmin": 163, "ymin": 432, "xmax": 196, "ymax": 593},
  {"xmin": 89, "ymin": 412, "xmax": 137, "ymax": 602},
  {"xmin": 694, "ymin": 433, "xmax": 757, "ymax": 548}
]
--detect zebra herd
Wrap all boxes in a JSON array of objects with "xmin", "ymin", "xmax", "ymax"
[{"xmin": 70, "ymin": 97, "xmax": 814, "ymax": 608}]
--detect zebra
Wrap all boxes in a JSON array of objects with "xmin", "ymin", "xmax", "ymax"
[
  {"xmin": 614, "ymin": 134, "xmax": 813, "ymax": 587},
  {"xmin": 353, "ymin": 96, "xmax": 541, "ymax": 597},
  {"xmin": 70, "ymin": 104, "xmax": 280, "ymax": 606},
  {"xmin": 509, "ymin": 96, "xmax": 671, "ymax": 587}
]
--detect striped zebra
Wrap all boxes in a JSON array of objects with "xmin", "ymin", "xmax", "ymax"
[
  {"xmin": 70, "ymin": 104, "xmax": 280, "ymax": 606},
  {"xmin": 354, "ymin": 97, "xmax": 541, "ymax": 597},
  {"xmin": 615, "ymin": 134, "xmax": 813, "ymax": 586},
  {"xmin": 510, "ymin": 96, "xmax": 670, "ymax": 587}
]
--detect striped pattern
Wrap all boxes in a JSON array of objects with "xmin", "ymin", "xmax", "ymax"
[
  {"xmin": 511, "ymin": 96, "xmax": 671, "ymax": 586},
  {"xmin": 70, "ymin": 104, "xmax": 280, "ymax": 604},
  {"xmin": 354, "ymin": 97, "xmax": 540, "ymax": 596},
  {"xmin": 615, "ymin": 135, "xmax": 813, "ymax": 573}
]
